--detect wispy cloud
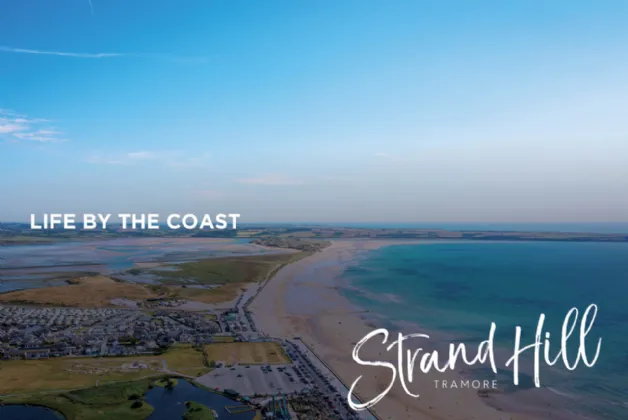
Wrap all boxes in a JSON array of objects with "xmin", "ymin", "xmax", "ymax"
[
  {"xmin": 0, "ymin": 46, "xmax": 120, "ymax": 59},
  {"xmin": 88, "ymin": 0, "xmax": 94, "ymax": 16},
  {"xmin": 316, "ymin": 175, "xmax": 355, "ymax": 183},
  {"xmin": 373, "ymin": 151, "xmax": 412, "ymax": 163},
  {"xmin": 236, "ymin": 174, "xmax": 303, "ymax": 186},
  {"xmin": 126, "ymin": 151, "xmax": 157, "ymax": 160},
  {"xmin": 166, "ymin": 156, "xmax": 208, "ymax": 168},
  {"xmin": 0, "ymin": 46, "xmax": 207, "ymax": 63},
  {"xmin": 0, "ymin": 109, "xmax": 67, "ymax": 143},
  {"xmin": 86, "ymin": 151, "xmax": 210, "ymax": 167},
  {"xmin": 190, "ymin": 189, "xmax": 227, "ymax": 199},
  {"xmin": 86, "ymin": 151, "xmax": 156, "ymax": 165}
]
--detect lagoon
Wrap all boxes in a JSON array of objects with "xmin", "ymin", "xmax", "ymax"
[
  {"xmin": 0, "ymin": 405, "xmax": 64, "ymax": 420},
  {"xmin": 145, "ymin": 380, "xmax": 254, "ymax": 420}
]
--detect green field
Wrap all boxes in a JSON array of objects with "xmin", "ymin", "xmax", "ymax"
[
  {"xmin": 0, "ymin": 345, "xmax": 208, "ymax": 395},
  {"xmin": 210, "ymin": 335, "xmax": 236, "ymax": 343},
  {"xmin": 251, "ymin": 237, "xmax": 330, "ymax": 252},
  {"xmin": 204, "ymin": 341, "xmax": 291, "ymax": 365},
  {"xmin": 153, "ymin": 252, "xmax": 307, "ymax": 285},
  {"xmin": 183, "ymin": 401, "xmax": 216, "ymax": 420},
  {"xmin": 1, "ymin": 379, "xmax": 155, "ymax": 420},
  {"xmin": 0, "ymin": 378, "xmax": 256, "ymax": 420},
  {"xmin": 153, "ymin": 378, "xmax": 178, "ymax": 388}
]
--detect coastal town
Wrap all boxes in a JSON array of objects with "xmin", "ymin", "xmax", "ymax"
[
  {"xmin": 0, "ymin": 306, "xmax": 221, "ymax": 359},
  {"xmin": 0, "ymin": 238, "xmax": 375, "ymax": 420},
  {"xmin": 0, "ymin": 299, "xmax": 370, "ymax": 419},
  {"xmin": 3, "ymin": 231, "xmax": 621, "ymax": 420}
]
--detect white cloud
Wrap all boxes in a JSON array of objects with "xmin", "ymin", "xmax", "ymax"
[
  {"xmin": 0, "ymin": 110, "xmax": 67, "ymax": 143},
  {"xmin": 236, "ymin": 175, "xmax": 303, "ymax": 186}
]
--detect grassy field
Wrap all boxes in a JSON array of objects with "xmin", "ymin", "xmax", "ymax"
[
  {"xmin": 153, "ymin": 378, "xmax": 178, "ymax": 388},
  {"xmin": 167, "ymin": 283, "xmax": 246, "ymax": 304},
  {"xmin": 148, "ymin": 252, "xmax": 310, "ymax": 304},
  {"xmin": 0, "ymin": 235, "xmax": 64, "ymax": 245},
  {"xmin": 0, "ymin": 357, "xmax": 159, "ymax": 395},
  {"xmin": 183, "ymin": 401, "xmax": 216, "ymax": 420},
  {"xmin": 153, "ymin": 252, "xmax": 302, "ymax": 285},
  {"xmin": 159, "ymin": 345, "xmax": 211, "ymax": 376},
  {"xmin": 1, "ymin": 377, "xmax": 253, "ymax": 420},
  {"xmin": 204, "ymin": 342, "xmax": 291, "ymax": 365},
  {"xmin": 1, "ymin": 379, "xmax": 155, "ymax": 420},
  {"xmin": 251, "ymin": 237, "xmax": 330, "ymax": 252},
  {"xmin": 0, "ymin": 346, "xmax": 208, "ymax": 395},
  {"xmin": 0, "ymin": 275, "xmax": 158, "ymax": 308},
  {"xmin": 0, "ymin": 252, "xmax": 311, "ymax": 308},
  {"xmin": 210, "ymin": 335, "xmax": 236, "ymax": 343}
]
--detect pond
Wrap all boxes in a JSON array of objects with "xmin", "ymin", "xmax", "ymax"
[
  {"xmin": 145, "ymin": 380, "xmax": 255, "ymax": 420},
  {"xmin": 0, "ymin": 405, "xmax": 65, "ymax": 420}
]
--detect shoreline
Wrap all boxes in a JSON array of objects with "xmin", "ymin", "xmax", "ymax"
[{"xmin": 250, "ymin": 239, "xmax": 584, "ymax": 420}]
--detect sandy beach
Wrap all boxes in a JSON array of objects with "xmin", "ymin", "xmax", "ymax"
[{"xmin": 251, "ymin": 240, "xmax": 553, "ymax": 420}]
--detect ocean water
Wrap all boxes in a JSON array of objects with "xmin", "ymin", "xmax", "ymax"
[{"xmin": 341, "ymin": 241, "xmax": 628, "ymax": 419}]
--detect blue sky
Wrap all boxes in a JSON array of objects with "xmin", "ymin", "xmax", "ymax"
[{"xmin": 1, "ymin": 1, "xmax": 627, "ymax": 223}]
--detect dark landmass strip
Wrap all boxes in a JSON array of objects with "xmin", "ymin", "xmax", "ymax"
[
  {"xmin": 1, "ymin": 222, "xmax": 627, "ymax": 244},
  {"xmin": 251, "ymin": 237, "xmax": 331, "ymax": 252}
]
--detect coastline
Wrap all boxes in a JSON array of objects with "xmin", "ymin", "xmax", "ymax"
[{"xmin": 250, "ymin": 239, "xmax": 587, "ymax": 420}]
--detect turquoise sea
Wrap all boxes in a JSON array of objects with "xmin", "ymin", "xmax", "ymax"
[{"xmin": 341, "ymin": 241, "xmax": 628, "ymax": 419}]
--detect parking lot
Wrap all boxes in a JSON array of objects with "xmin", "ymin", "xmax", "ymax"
[
  {"xmin": 195, "ymin": 340, "xmax": 376, "ymax": 419},
  {"xmin": 284, "ymin": 340, "xmax": 377, "ymax": 420},
  {"xmin": 196, "ymin": 363, "xmax": 311, "ymax": 396}
]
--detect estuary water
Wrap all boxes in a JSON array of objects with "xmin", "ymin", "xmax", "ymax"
[
  {"xmin": 341, "ymin": 241, "xmax": 628, "ymax": 419},
  {"xmin": 0, "ymin": 238, "xmax": 280, "ymax": 291}
]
